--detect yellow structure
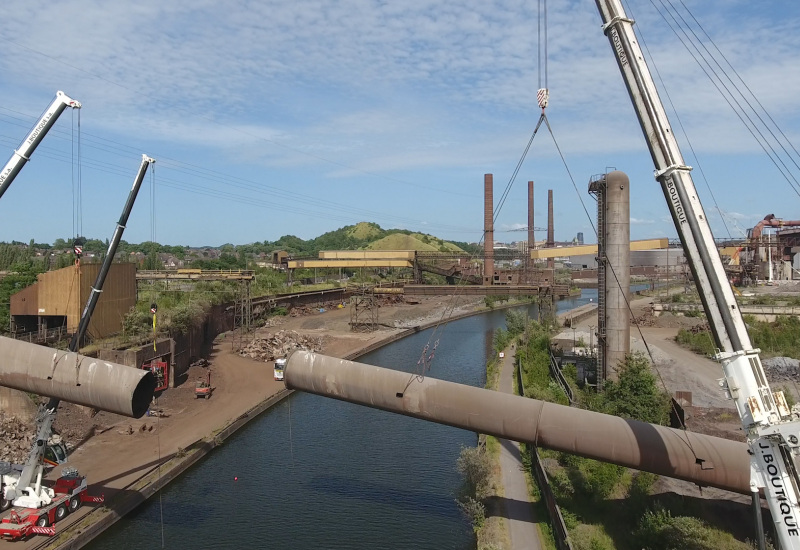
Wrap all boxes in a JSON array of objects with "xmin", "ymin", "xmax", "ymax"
[
  {"xmin": 288, "ymin": 259, "xmax": 413, "ymax": 269},
  {"xmin": 318, "ymin": 250, "xmax": 416, "ymax": 260},
  {"xmin": 529, "ymin": 238, "xmax": 668, "ymax": 259}
]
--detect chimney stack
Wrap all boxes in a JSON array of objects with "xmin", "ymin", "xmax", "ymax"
[
  {"xmin": 528, "ymin": 181, "xmax": 535, "ymax": 255},
  {"xmin": 547, "ymin": 189, "xmax": 555, "ymax": 268},
  {"xmin": 547, "ymin": 189, "xmax": 554, "ymax": 249},
  {"xmin": 484, "ymin": 174, "xmax": 494, "ymax": 285}
]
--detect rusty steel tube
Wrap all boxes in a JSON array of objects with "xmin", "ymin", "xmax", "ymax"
[
  {"xmin": 0, "ymin": 336, "xmax": 156, "ymax": 418},
  {"xmin": 286, "ymin": 351, "xmax": 750, "ymax": 495}
]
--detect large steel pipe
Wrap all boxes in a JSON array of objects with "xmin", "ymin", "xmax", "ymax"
[
  {"xmin": 286, "ymin": 351, "xmax": 750, "ymax": 495},
  {"xmin": 0, "ymin": 336, "xmax": 156, "ymax": 418}
]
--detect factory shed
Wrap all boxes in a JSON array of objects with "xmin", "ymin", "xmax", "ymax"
[{"xmin": 10, "ymin": 263, "xmax": 136, "ymax": 341}]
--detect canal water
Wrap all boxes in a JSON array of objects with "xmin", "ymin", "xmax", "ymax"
[{"xmin": 87, "ymin": 292, "xmax": 597, "ymax": 550}]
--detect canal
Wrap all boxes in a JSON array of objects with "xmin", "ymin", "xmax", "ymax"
[{"xmin": 87, "ymin": 292, "xmax": 597, "ymax": 550}]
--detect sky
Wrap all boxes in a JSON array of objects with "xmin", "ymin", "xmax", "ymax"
[{"xmin": 0, "ymin": 0, "xmax": 798, "ymax": 248}]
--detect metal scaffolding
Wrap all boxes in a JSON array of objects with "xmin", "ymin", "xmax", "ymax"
[{"xmin": 349, "ymin": 286, "xmax": 378, "ymax": 332}]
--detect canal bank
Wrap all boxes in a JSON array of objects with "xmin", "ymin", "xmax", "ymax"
[
  {"xmin": 39, "ymin": 292, "xmax": 600, "ymax": 549},
  {"xmin": 39, "ymin": 295, "xmax": 532, "ymax": 549}
]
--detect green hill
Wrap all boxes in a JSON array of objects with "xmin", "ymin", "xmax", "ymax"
[
  {"xmin": 271, "ymin": 222, "xmax": 468, "ymax": 256},
  {"xmin": 366, "ymin": 232, "xmax": 465, "ymax": 253}
]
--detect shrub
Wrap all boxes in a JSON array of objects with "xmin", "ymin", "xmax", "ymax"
[
  {"xmin": 634, "ymin": 506, "xmax": 751, "ymax": 550},
  {"xmin": 603, "ymin": 352, "xmax": 671, "ymax": 425},
  {"xmin": 456, "ymin": 445, "xmax": 492, "ymax": 500},
  {"xmin": 456, "ymin": 496, "xmax": 486, "ymax": 532},
  {"xmin": 675, "ymin": 328, "xmax": 716, "ymax": 356}
]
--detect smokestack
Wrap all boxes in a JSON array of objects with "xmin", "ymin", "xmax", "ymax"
[
  {"xmin": 547, "ymin": 189, "xmax": 554, "ymax": 268},
  {"xmin": 528, "ymin": 181, "xmax": 535, "ymax": 255},
  {"xmin": 604, "ymin": 171, "xmax": 631, "ymax": 378},
  {"xmin": 484, "ymin": 174, "xmax": 494, "ymax": 285},
  {"xmin": 547, "ymin": 189, "xmax": 554, "ymax": 248}
]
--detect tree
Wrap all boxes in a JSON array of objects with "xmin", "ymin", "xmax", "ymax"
[{"xmin": 602, "ymin": 352, "xmax": 671, "ymax": 425}]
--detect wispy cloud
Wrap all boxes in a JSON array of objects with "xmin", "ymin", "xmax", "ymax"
[{"xmin": 0, "ymin": 0, "xmax": 798, "ymax": 245}]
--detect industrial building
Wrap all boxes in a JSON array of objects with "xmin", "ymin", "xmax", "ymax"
[{"xmin": 10, "ymin": 263, "xmax": 136, "ymax": 341}]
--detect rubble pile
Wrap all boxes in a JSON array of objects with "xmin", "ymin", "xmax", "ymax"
[
  {"xmin": 630, "ymin": 313, "xmax": 656, "ymax": 327},
  {"xmin": 686, "ymin": 322, "xmax": 711, "ymax": 334},
  {"xmin": 238, "ymin": 330, "xmax": 325, "ymax": 362},
  {"xmin": 763, "ymin": 357, "xmax": 800, "ymax": 383},
  {"xmin": 0, "ymin": 413, "xmax": 34, "ymax": 464},
  {"xmin": 289, "ymin": 301, "xmax": 345, "ymax": 317}
]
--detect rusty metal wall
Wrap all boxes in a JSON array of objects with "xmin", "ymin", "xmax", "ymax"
[
  {"xmin": 9, "ymin": 283, "xmax": 38, "ymax": 316},
  {"xmin": 35, "ymin": 265, "xmax": 80, "ymax": 328},
  {"xmin": 79, "ymin": 262, "xmax": 137, "ymax": 339}
]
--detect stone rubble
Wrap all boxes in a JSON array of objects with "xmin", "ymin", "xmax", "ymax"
[
  {"xmin": 237, "ymin": 330, "xmax": 325, "ymax": 362},
  {"xmin": 763, "ymin": 357, "xmax": 800, "ymax": 383},
  {"xmin": 0, "ymin": 413, "xmax": 35, "ymax": 465}
]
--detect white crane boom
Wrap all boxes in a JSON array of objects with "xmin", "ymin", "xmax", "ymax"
[
  {"xmin": 594, "ymin": 1, "xmax": 800, "ymax": 546},
  {"xmin": 0, "ymin": 91, "xmax": 81, "ymax": 201}
]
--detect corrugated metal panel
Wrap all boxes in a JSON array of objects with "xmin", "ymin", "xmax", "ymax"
[
  {"xmin": 9, "ymin": 284, "xmax": 38, "ymax": 316},
  {"xmin": 14, "ymin": 263, "xmax": 135, "ymax": 339},
  {"xmin": 318, "ymin": 250, "xmax": 416, "ymax": 260},
  {"xmin": 81, "ymin": 263, "xmax": 137, "ymax": 339},
  {"xmin": 36, "ymin": 265, "xmax": 80, "ymax": 326}
]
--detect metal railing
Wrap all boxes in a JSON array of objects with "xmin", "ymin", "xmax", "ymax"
[{"xmin": 549, "ymin": 352, "xmax": 575, "ymax": 405}]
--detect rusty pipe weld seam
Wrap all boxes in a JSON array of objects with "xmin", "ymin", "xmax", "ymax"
[
  {"xmin": 0, "ymin": 336, "xmax": 156, "ymax": 418},
  {"xmin": 285, "ymin": 350, "xmax": 750, "ymax": 495}
]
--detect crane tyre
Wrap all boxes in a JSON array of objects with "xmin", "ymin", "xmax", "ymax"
[
  {"xmin": 55, "ymin": 504, "xmax": 68, "ymax": 521},
  {"xmin": 68, "ymin": 496, "xmax": 81, "ymax": 512},
  {"xmin": 36, "ymin": 514, "xmax": 50, "ymax": 527},
  {"xmin": 0, "ymin": 498, "xmax": 11, "ymax": 512}
]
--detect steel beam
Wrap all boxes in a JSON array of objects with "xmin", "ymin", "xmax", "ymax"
[
  {"xmin": 0, "ymin": 336, "xmax": 156, "ymax": 418},
  {"xmin": 285, "ymin": 351, "xmax": 750, "ymax": 495}
]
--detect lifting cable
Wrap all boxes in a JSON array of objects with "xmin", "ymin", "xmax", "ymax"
[{"xmin": 408, "ymin": 0, "xmax": 551, "ymax": 380}]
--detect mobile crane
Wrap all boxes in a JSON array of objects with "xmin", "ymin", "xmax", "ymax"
[
  {"xmin": 0, "ymin": 154, "xmax": 155, "ymax": 540},
  {"xmin": 595, "ymin": 1, "xmax": 800, "ymax": 547},
  {"xmin": 0, "ymin": 91, "xmax": 81, "ymax": 201}
]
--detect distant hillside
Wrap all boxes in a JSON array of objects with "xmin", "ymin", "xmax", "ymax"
[
  {"xmin": 271, "ymin": 222, "xmax": 468, "ymax": 257},
  {"xmin": 366, "ymin": 232, "xmax": 465, "ymax": 253}
]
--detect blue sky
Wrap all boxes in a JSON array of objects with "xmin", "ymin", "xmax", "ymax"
[{"xmin": 0, "ymin": 0, "xmax": 798, "ymax": 247}]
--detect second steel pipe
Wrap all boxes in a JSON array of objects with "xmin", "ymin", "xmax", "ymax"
[{"xmin": 285, "ymin": 351, "xmax": 750, "ymax": 495}]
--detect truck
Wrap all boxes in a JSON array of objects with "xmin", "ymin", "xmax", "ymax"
[
  {"xmin": 595, "ymin": 1, "xmax": 800, "ymax": 547},
  {"xmin": 274, "ymin": 358, "xmax": 287, "ymax": 381},
  {"xmin": 0, "ymin": 467, "xmax": 103, "ymax": 541}
]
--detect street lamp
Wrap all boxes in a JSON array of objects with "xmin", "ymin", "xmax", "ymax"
[
  {"xmin": 571, "ymin": 327, "xmax": 576, "ymax": 351},
  {"xmin": 588, "ymin": 324, "xmax": 596, "ymax": 356}
]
